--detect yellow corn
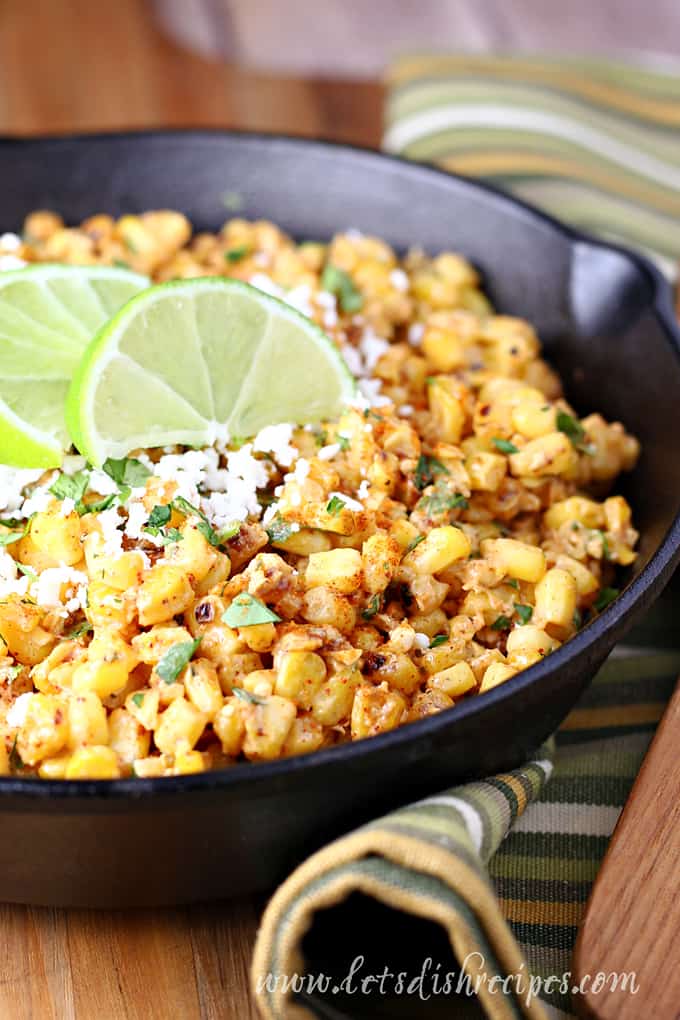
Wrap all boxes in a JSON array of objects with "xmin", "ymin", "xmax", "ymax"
[
  {"xmin": 65, "ymin": 746, "xmax": 121, "ymax": 779},
  {"xmin": 482, "ymin": 538, "xmax": 546, "ymax": 583},
  {"xmin": 403, "ymin": 525, "xmax": 470, "ymax": 575}
]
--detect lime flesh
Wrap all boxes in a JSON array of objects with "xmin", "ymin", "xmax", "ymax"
[
  {"xmin": 66, "ymin": 277, "xmax": 356, "ymax": 465},
  {"xmin": 0, "ymin": 264, "xmax": 148, "ymax": 467}
]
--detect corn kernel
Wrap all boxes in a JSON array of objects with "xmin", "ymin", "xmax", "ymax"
[
  {"xmin": 275, "ymin": 651, "xmax": 326, "ymax": 709},
  {"xmin": 242, "ymin": 695, "xmax": 296, "ymax": 761},
  {"xmin": 213, "ymin": 700, "xmax": 245, "ymax": 756},
  {"xmin": 154, "ymin": 699, "xmax": 207, "ymax": 755},
  {"xmin": 480, "ymin": 662, "xmax": 517, "ymax": 693},
  {"xmin": 65, "ymin": 745, "xmax": 120, "ymax": 779},
  {"xmin": 17, "ymin": 693, "xmax": 68, "ymax": 765},
  {"xmin": 68, "ymin": 692, "xmax": 109, "ymax": 749},
  {"xmin": 137, "ymin": 565, "xmax": 194, "ymax": 626},
  {"xmin": 428, "ymin": 661, "xmax": 476, "ymax": 698},
  {"xmin": 544, "ymin": 496, "xmax": 605, "ymax": 531},
  {"xmin": 482, "ymin": 538, "xmax": 546, "ymax": 583},
  {"xmin": 305, "ymin": 548, "xmax": 362, "ymax": 593},
  {"xmin": 404, "ymin": 525, "xmax": 471, "ymax": 575},
  {"xmin": 534, "ymin": 568, "xmax": 577, "ymax": 630},
  {"xmin": 509, "ymin": 433, "xmax": 577, "ymax": 478}
]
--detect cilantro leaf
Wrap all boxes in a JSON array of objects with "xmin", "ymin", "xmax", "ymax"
[
  {"xmin": 131, "ymin": 692, "xmax": 145, "ymax": 708},
  {"xmin": 593, "ymin": 587, "xmax": 619, "ymax": 612},
  {"xmin": 156, "ymin": 637, "xmax": 202, "ymax": 684},
  {"xmin": 406, "ymin": 534, "xmax": 425, "ymax": 553},
  {"xmin": 67, "ymin": 620, "xmax": 93, "ymax": 639},
  {"xmin": 320, "ymin": 264, "xmax": 363, "ymax": 313},
  {"xmin": 556, "ymin": 411, "xmax": 585, "ymax": 447},
  {"xmin": 50, "ymin": 470, "xmax": 89, "ymax": 503},
  {"xmin": 79, "ymin": 493, "xmax": 117, "ymax": 515},
  {"xmin": 361, "ymin": 594, "xmax": 382, "ymax": 620},
  {"xmin": 171, "ymin": 496, "xmax": 239, "ymax": 548},
  {"xmin": 9, "ymin": 736, "xmax": 23, "ymax": 772},
  {"xmin": 326, "ymin": 495, "xmax": 346, "ymax": 516},
  {"xmin": 232, "ymin": 686, "xmax": 267, "ymax": 705},
  {"xmin": 146, "ymin": 504, "xmax": 172, "ymax": 530},
  {"xmin": 414, "ymin": 454, "xmax": 449, "ymax": 491},
  {"xmin": 491, "ymin": 614, "xmax": 512, "ymax": 630},
  {"xmin": 16, "ymin": 562, "xmax": 37, "ymax": 581},
  {"xmin": 223, "ymin": 593, "xmax": 281, "ymax": 628},
  {"xmin": 514, "ymin": 603, "xmax": 533, "ymax": 625},
  {"xmin": 224, "ymin": 245, "xmax": 249, "ymax": 263},
  {"xmin": 0, "ymin": 521, "xmax": 27, "ymax": 546},
  {"xmin": 266, "ymin": 513, "xmax": 295, "ymax": 544},
  {"xmin": 417, "ymin": 478, "xmax": 468, "ymax": 516},
  {"xmin": 429, "ymin": 634, "xmax": 448, "ymax": 648},
  {"xmin": 492, "ymin": 438, "xmax": 519, "ymax": 455},
  {"xmin": 337, "ymin": 434, "xmax": 351, "ymax": 451},
  {"xmin": 102, "ymin": 456, "xmax": 151, "ymax": 489}
]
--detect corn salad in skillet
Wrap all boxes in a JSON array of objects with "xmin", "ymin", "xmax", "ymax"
[{"xmin": 0, "ymin": 211, "xmax": 639, "ymax": 779}]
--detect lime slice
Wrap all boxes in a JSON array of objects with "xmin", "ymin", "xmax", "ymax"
[
  {"xmin": 66, "ymin": 277, "xmax": 357, "ymax": 465},
  {"xmin": 0, "ymin": 264, "xmax": 148, "ymax": 467}
]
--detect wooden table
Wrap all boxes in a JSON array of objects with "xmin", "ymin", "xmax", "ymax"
[{"xmin": 0, "ymin": 2, "xmax": 381, "ymax": 1017}]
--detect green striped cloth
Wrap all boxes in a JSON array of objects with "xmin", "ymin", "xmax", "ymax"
[
  {"xmin": 250, "ymin": 55, "xmax": 680, "ymax": 1019},
  {"xmin": 384, "ymin": 53, "xmax": 680, "ymax": 278}
]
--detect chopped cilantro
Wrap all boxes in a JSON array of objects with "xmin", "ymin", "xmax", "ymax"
[
  {"xmin": 320, "ymin": 263, "xmax": 363, "ymax": 313},
  {"xmin": 146, "ymin": 504, "xmax": 172, "ymax": 530},
  {"xmin": 67, "ymin": 620, "xmax": 93, "ymax": 639},
  {"xmin": 417, "ymin": 478, "xmax": 468, "ymax": 516},
  {"xmin": 232, "ymin": 686, "xmax": 267, "ymax": 705},
  {"xmin": 156, "ymin": 637, "xmax": 202, "ymax": 684},
  {"xmin": 113, "ymin": 258, "xmax": 131, "ymax": 270},
  {"xmin": 514, "ymin": 603, "xmax": 533, "ymax": 625},
  {"xmin": 223, "ymin": 593, "xmax": 281, "ymax": 628},
  {"xmin": 361, "ymin": 594, "xmax": 382, "ymax": 620},
  {"xmin": 131, "ymin": 692, "xmax": 145, "ymax": 708},
  {"xmin": 406, "ymin": 534, "xmax": 425, "ymax": 553},
  {"xmin": 224, "ymin": 245, "xmax": 249, "ymax": 262},
  {"xmin": 337, "ymin": 434, "xmax": 351, "ymax": 452},
  {"xmin": 16, "ymin": 562, "xmax": 37, "ymax": 581},
  {"xmin": 313, "ymin": 428, "xmax": 328, "ymax": 447},
  {"xmin": 0, "ymin": 521, "xmax": 27, "ymax": 547},
  {"xmin": 429, "ymin": 634, "xmax": 448, "ymax": 648},
  {"xmin": 102, "ymin": 456, "xmax": 151, "ymax": 489},
  {"xmin": 600, "ymin": 532, "xmax": 612, "ymax": 561},
  {"xmin": 50, "ymin": 470, "xmax": 89, "ymax": 504},
  {"xmin": 506, "ymin": 578, "xmax": 519, "ymax": 590},
  {"xmin": 414, "ymin": 454, "xmax": 449, "ymax": 491},
  {"xmin": 556, "ymin": 411, "xmax": 585, "ymax": 447},
  {"xmin": 172, "ymin": 496, "xmax": 239, "ymax": 547},
  {"xmin": 326, "ymin": 495, "xmax": 346, "ymax": 516},
  {"xmin": 491, "ymin": 614, "xmax": 512, "ymax": 631},
  {"xmin": 593, "ymin": 587, "xmax": 619, "ymax": 612},
  {"xmin": 492, "ymin": 438, "xmax": 519, "ymax": 455},
  {"xmin": 5, "ymin": 664, "xmax": 22, "ymax": 683},
  {"xmin": 9, "ymin": 736, "xmax": 23, "ymax": 771},
  {"xmin": 266, "ymin": 513, "xmax": 295, "ymax": 544},
  {"xmin": 79, "ymin": 493, "xmax": 117, "ymax": 515}
]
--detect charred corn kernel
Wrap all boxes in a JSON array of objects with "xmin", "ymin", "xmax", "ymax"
[
  {"xmin": 194, "ymin": 552, "xmax": 230, "ymax": 597},
  {"xmin": 408, "ymin": 609, "xmax": 448, "ymax": 639},
  {"xmin": 480, "ymin": 662, "xmax": 517, "ymax": 693},
  {"xmin": 271, "ymin": 528, "xmax": 332, "ymax": 555},
  {"xmin": 482, "ymin": 538, "xmax": 546, "ymax": 583},
  {"xmin": 409, "ymin": 574, "xmax": 449, "ymax": 613},
  {"xmin": 534, "ymin": 568, "xmax": 577, "ymax": 629},
  {"xmin": 0, "ymin": 741, "xmax": 8, "ymax": 775},
  {"xmin": 72, "ymin": 659, "xmax": 129, "ymax": 699},
  {"xmin": 422, "ymin": 326, "xmax": 466, "ymax": 372},
  {"xmin": 408, "ymin": 688, "xmax": 455, "ymax": 720},
  {"xmin": 67, "ymin": 692, "xmax": 108, "ymax": 749},
  {"xmin": 301, "ymin": 587, "xmax": 356, "ymax": 634},
  {"xmin": 511, "ymin": 402, "xmax": 556, "ymax": 438},
  {"xmin": 213, "ymin": 700, "xmax": 245, "ymax": 756},
  {"xmin": 85, "ymin": 579, "xmax": 133, "ymax": 631},
  {"xmin": 281, "ymin": 715, "xmax": 325, "ymax": 757},
  {"xmin": 427, "ymin": 379, "xmax": 465, "ymax": 444},
  {"xmin": 174, "ymin": 748, "xmax": 206, "ymax": 774},
  {"xmin": 544, "ymin": 496, "xmax": 605, "ymax": 530},
  {"xmin": 132, "ymin": 625, "xmax": 194, "ymax": 665},
  {"xmin": 310, "ymin": 666, "xmax": 361, "ymax": 727},
  {"xmin": 30, "ymin": 508, "xmax": 82, "ymax": 566},
  {"xmin": 65, "ymin": 745, "xmax": 120, "ymax": 779},
  {"xmin": 108, "ymin": 707, "xmax": 150, "ymax": 763},
  {"xmin": 361, "ymin": 532, "xmax": 401, "ymax": 593},
  {"xmin": 240, "ymin": 668, "xmax": 276, "ymax": 699},
  {"xmin": 0, "ymin": 600, "xmax": 56, "ymax": 666},
  {"xmin": 38, "ymin": 753, "xmax": 71, "ymax": 779},
  {"xmin": 305, "ymin": 548, "xmax": 362, "ymax": 594},
  {"xmin": 275, "ymin": 651, "xmax": 326, "ymax": 709},
  {"xmin": 428, "ymin": 661, "xmax": 476, "ymax": 698},
  {"xmin": 389, "ymin": 518, "xmax": 421, "ymax": 552},
  {"xmin": 125, "ymin": 687, "xmax": 159, "ymax": 730},
  {"xmin": 194, "ymin": 621, "xmax": 244, "ymax": 663},
  {"xmin": 164, "ymin": 523, "xmax": 218, "ymax": 583},
  {"xmin": 506, "ymin": 625, "xmax": 560, "ymax": 668},
  {"xmin": 509, "ymin": 432, "xmax": 577, "ymax": 478},
  {"xmin": 351, "ymin": 683, "xmax": 406, "ymax": 739},
  {"xmin": 403, "ymin": 525, "xmax": 471, "ymax": 575},
  {"xmin": 183, "ymin": 659, "xmax": 223, "ymax": 718},
  {"xmin": 553, "ymin": 555, "xmax": 599, "ymax": 596},
  {"xmin": 17, "ymin": 694, "xmax": 68, "ymax": 765},
  {"xmin": 242, "ymin": 695, "xmax": 296, "ymax": 761},
  {"xmin": 240, "ymin": 622, "xmax": 277, "ymax": 653},
  {"xmin": 603, "ymin": 495, "xmax": 632, "ymax": 532},
  {"xmin": 466, "ymin": 451, "xmax": 507, "ymax": 492},
  {"xmin": 418, "ymin": 640, "xmax": 459, "ymax": 675},
  {"xmin": 30, "ymin": 640, "xmax": 82, "ymax": 693},
  {"xmin": 96, "ymin": 550, "xmax": 146, "ymax": 591},
  {"xmin": 215, "ymin": 652, "xmax": 264, "ymax": 694},
  {"xmin": 367, "ymin": 651, "xmax": 421, "ymax": 694},
  {"xmin": 154, "ymin": 699, "xmax": 206, "ymax": 755},
  {"xmin": 137, "ymin": 565, "xmax": 194, "ymax": 626}
]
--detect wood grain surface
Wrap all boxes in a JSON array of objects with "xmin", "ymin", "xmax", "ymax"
[
  {"xmin": 0, "ymin": 2, "xmax": 381, "ymax": 1018},
  {"xmin": 572, "ymin": 679, "xmax": 680, "ymax": 1019}
]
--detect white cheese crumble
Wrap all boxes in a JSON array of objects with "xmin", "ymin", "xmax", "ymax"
[
  {"xmin": 399, "ymin": 404, "xmax": 414, "ymax": 417},
  {"xmin": 60, "ymin": 498, "xmax": 76, "ymax": 517},
  {"xmin": 328, "ymin": 491, "xmax": 363, "ymax": 512},
  {"xmin": 253, "ymin": 423, "xmax": 298, "ymax": 468},
  {"xmin": 0, "ymin": 467, "xmax": 45, "ymax": 514},
  {"xmin": 357, "ymin": 480, "xmax": 371, "ymax": 500},
  {"xmin": 249, "ymin": 273, "xmax": 283, "ymax": 298},
  {"xmin": 31, "ymin": 566, "xmax": 88, "ymax": 612},
  {"xmin": 6, "ymin": 692, "xmax": 33, "ymax": 729},
  {"xmin": 0, "ymin": 255, "xmax": 26, "ymax": 271},
  {"xmin": 0, "ymin": 232, "xmax": 22, "ymax": 252},
  {"xmin": 358, "ymin": 326, "xmax": 390, "ymax": 374},
  {"xmin": 390, "ymin": 268, "xmax": 409, "ymax": 292},
  {"xmin": 358, "ymin": 378, "xmax": 391, "ymax": 407},
  {"xmin": 408, "ymin": 323, "xmax": 425, "ymax": 346},
  {"xmin": 317, "ymin": 443, "xmax": 340, "ymax": 461},
  {"xmin": 414, "ymin": 632, "xmax": 431, "ymax": 650},
  {"xmin": 0, "ymin": 550, "xmax": 29, "ymax": 599}
]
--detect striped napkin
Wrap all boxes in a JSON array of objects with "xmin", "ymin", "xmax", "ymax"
[{"xmin": 251, "ymin": 55, "xmax": 680, "ymax": 1019}]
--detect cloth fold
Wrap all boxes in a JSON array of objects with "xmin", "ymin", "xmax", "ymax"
[{"xmin": 251, "ymin": 52, "xmax": 680, "ymax": 1019}]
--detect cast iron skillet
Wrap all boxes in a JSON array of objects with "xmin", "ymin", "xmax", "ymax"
[{"xmin": 0, "ymin": 131, "xmax": 679, "ymax": 908}]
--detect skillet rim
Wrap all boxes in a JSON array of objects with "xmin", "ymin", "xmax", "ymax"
[{"xmin": 0, "ymin": 127, "xmax": 678, "ymax": 801}]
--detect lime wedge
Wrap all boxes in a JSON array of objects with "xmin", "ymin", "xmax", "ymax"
[
  {"xmin": 66, "ymin": 277, "xmax": 356, "ymax": 465},
  {"xmin": 0, "ymin": 264, "xmax": 148, "ymax": 467}
]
